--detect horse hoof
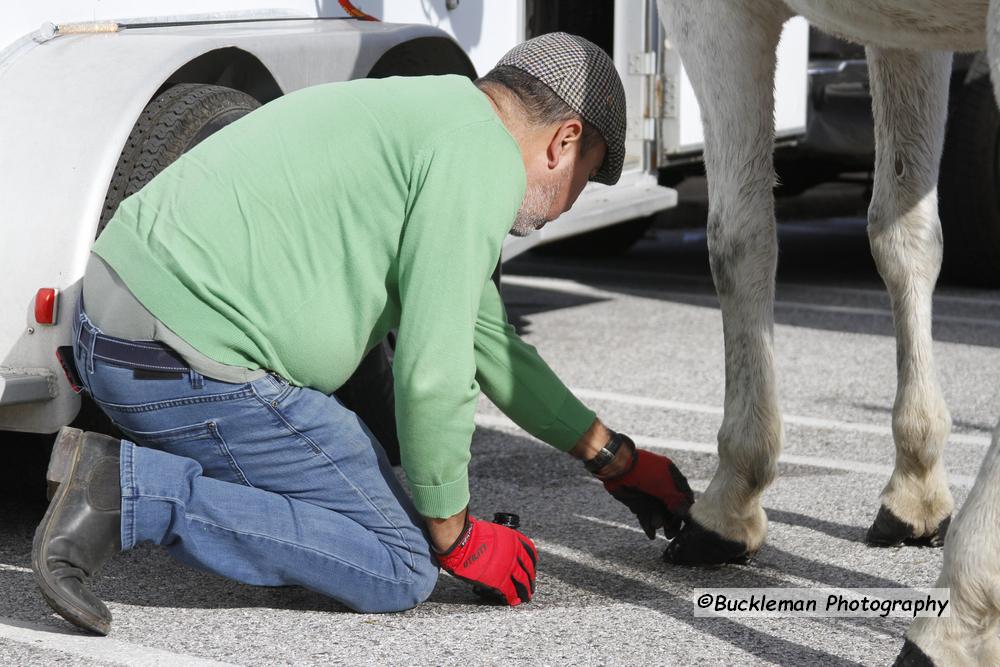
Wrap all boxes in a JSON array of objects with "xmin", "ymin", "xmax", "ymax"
[
  {"xmin": 866, "ymin": 506, "xmax": 950, "ymax": 548},
  {"xmin": 918, "ymin": 515, "xmax": 950, "ymax": 548},
  {"xmin": 866, "ymin": 505, "xmax": 913, "ymax": 547},
  {"xmin": 662, "ymin": 519, "xmax": 752, "ymax": 566},
  {"xmin": 892, "ymin": 639, "xmax": 937, "ymax": 667}
]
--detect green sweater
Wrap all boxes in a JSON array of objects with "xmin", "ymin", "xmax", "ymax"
[{"xmin": 94, "ymin": 75, "xmax": 596, "ymax": 517}]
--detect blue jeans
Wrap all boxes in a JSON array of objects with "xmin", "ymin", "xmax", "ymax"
[{"xmin": 71, "ymin": 303, "xmax": 438, "ymax": 613}]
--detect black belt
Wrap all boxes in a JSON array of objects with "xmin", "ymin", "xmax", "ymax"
[{"xmin": 78, "ymin": 324, "xmax": 189, "ymax": 373}]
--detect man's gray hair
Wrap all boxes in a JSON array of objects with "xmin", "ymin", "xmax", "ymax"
[{"xmin": 476, "ymin": 66, "xmax": 603, "ymax": 156}]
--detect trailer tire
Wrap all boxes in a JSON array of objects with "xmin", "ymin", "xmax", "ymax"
[
  {"xmin": 74, "ymin": 84, "xmax": 260, "ymax": 439},
  {"xmin": 939, "ymin": 75, "xmax": 1000, "ymax": 286},
  {"xmin": 98, "ymin": 83, "xmax": 260, "ymax": 235}
]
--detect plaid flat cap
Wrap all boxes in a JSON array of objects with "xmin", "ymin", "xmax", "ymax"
[{"xmin": 496, "ymin": 32, "xmax": 626, "ymax": 185}]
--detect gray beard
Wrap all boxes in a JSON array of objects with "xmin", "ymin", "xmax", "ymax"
[{"xmin": 509, "ymin": 179, "xmax": 560, "ymax": 237}]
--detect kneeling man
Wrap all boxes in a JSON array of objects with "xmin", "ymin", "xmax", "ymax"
[{"xmin": 34, "ymin": 33, "xmax": 693, "ymax": 634}]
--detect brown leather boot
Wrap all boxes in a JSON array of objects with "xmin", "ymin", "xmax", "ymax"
[{"xmin": 32, "ymin": 427, "xmax": 122, "ymax": 635}]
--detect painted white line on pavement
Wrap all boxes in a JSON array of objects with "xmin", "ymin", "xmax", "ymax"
[
  {"xmin": 569, "ymin": 515, "xmax": 909, "ymax": 594},
  {"xmin": 532, "ymin": 536, "xmax": 814, "ymax": 594},
  {"xmin": 502, "ymin": 274, "xmax": 1000, "ymax": 328},
  {"xmin": 533, "ymin": 537, "xmax": 666, "ymax": 582},
  {"xmin": 0, "ymin": 615, "xmax": 241, "ymax": 667},
  {"xmin": 570, "ymin": 387, "xmax": 993, "ymax": 447},
  {"xmin": 502, "ymin": 274, "xmax": 618, "ymax": 299},
  {"xmin": 474, "ymin": 413, "xmax": 978, "ymax": 488},
  {"xmin": 531, "ymin": 535, "xmax": 890, "ymax": 652},
  {"xmin": 573, "ymin": 514, "xmax": 667, "ymax": 540},
  {"xmin": 0, "ymin": 564, "xmax": 31, "ymax": 573}
]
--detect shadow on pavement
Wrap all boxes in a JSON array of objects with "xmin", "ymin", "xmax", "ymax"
[
  {"xmin": 765, "ymin": 507, "xmax": 868, "ymax": 543},
  {"xmin": 539, "ymin": 548, "xmax": 870, "ymax": 667},
  {"xmin": 507, "ymin": 178, "xmax": 1000, "ymax": 348}
]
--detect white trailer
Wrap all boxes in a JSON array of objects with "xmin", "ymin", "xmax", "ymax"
[{"xmin": 1, "ymin": 2, "xmax": 482, "ymax": 434}]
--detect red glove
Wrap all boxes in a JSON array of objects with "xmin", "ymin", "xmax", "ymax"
[
  {"xmin": 435, "ymin": 515, "xmax": 538, "ymax": 606},
  {"xmin": 603, "ymin": 445, "xmax": 694, "ymax": 539}
]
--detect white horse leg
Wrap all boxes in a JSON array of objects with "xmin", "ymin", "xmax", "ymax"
[
  {"xmin": 895, "ymin": 8, "xmax": 1000, "ymax": 662},
  {"xmin": 864, "ymin": 47, "xmax": 954, "ymax": 548},
  {"xmin": 658, "ymin": 0, "xmax": 789, "ymax": 564},
  {"xmin": 896, "ymin": 422, "xmax": 1000, "ymax": 667}
]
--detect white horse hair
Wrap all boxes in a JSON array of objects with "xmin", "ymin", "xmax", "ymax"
[{"xmin": 656, "ymin": 1, "xmax": 999, "ymax": 664}]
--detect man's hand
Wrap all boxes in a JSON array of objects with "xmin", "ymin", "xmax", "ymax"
[
  {"xmin": 603, "ymin": 440, "xmax": 695, "ymax": 539},
  {"xmin": 426, "ymin": 509, "xmax": 468, "ymax": 552},
  {"xmin": 435, "ymin": 514, "xmax": 537, "ymax": 606}
]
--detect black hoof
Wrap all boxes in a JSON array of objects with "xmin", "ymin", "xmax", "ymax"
[
  {"xmin": 866, "ymin": 505, "xmax": 951, "ymax": 548},
  {"xmin": 919, "ymin": 515, "xmax": 950, "ymax": 548},
  {"xmin": 867, "ymin": 505, "xmax": 914, "ymax": 547},
  {"xmin": 662, "ymin": 519, "xmax": 752, "ymax": 566},
  {"xmin": 892, "ymin": 639, "xmax": 937, "ymax": 667}
]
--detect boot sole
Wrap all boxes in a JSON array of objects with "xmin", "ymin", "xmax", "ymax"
[{"xmin": 32, "ymin": 427, "xmax": 112, "ymax": 636}]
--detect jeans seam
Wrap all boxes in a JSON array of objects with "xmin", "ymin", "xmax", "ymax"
[
  {"xmin": 209, "ymin": 421, "xmax": 254, "ymax": 488},
  {"xmin": 252, "ymin": 391, "xmax": 416, "ymax": 572},
  {"xmin": 253, "ymin": 376, "xmax": 293, "ymax": 406},
  {"xmin": 86, "ymin": 324, "xmax": 97, "ymax": 375},
  {"xmin": 254, "ymin": 393, "xmax": 324, "ymax": 455},
  {"xmin": 120, "ymin": 442, "xmax": 137, "ymax": 550},
  {"xmin": 265, "ymin": 373, "xmax": 284, "ymax": 393},
  {"xmin": 119, "ymin": 422, "xmax": 254, "ymax": 489},
  {"xmin": 99, "ymin": 389, "xmax": 255, "ymax": 413},
  {"xmin": 178, "ymin": 511, "xmax": 415, "ymax": 585},
  {"xmin": 74, "ymin": 317, "xmax": 84, "ymax": 351}
]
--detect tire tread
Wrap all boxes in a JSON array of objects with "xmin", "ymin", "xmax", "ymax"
[{"xmin": 98, "ymin": 84, "xmax": 259, "ymax": 235}]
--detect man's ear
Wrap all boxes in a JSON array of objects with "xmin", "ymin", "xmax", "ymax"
[{"xmin": 546, "ymin": 118, "xmax": 584, "ymax": 169}]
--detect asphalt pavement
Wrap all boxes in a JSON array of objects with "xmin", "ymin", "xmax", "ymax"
[{"xmin": 2, "ymin": 179, "xmax": 999, "ymax": 666}]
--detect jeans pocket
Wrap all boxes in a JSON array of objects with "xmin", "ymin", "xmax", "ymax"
[
  {"xmin": 119, "ymin": 420, "xmax": 252, "ymax": 487},
  {"xmin": 251, "ymin": 372, "xmax": 293, "ymax": 408}
]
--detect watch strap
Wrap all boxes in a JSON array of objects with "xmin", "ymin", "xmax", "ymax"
[{"xmin": 584, "ymin": 431, "xmax": 624, "ymax": 474}]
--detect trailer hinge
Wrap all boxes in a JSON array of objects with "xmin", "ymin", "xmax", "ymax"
[
  {"xmin": 632, "ymin": 51, "xmax": 661, "ymax": 141},
  {"xmin": 628, "ymin": 50, "xmax": 656, "ymax": 76},
  {"xmin": 644, "ymin": 73, "xmax": 677, "ymax": 142},
  {"xmin": 660, "ymin": 74, "xmax": 678, "ymax": 119},
  {"xmin": 641, "ymin": 118, "xmax": 656, "ymax": 141}
]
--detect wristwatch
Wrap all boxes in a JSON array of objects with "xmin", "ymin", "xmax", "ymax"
[{"xmin": 584, "ymin": 431, "xmax": 625, "ymax": 474}]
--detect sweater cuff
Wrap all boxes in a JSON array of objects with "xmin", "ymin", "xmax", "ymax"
[
  {"xmin": 536, "ymin": 394, "xmax": 597, "ymax": 452},
  {"xmin": 409, "ymin": 471, "xmax": 470, "ymax": 519}
]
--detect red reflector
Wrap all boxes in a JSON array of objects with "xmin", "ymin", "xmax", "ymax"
[{"xmin": 34, "ymin": 288, "xmax": 59, "ymax": 325}]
